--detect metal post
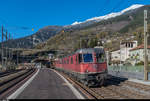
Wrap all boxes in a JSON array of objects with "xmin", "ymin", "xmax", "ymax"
[
  {"xmin": 17, "ymin": 44, "xmax": 19, "ymax": 65},
  {"xmin": 9, "ymin": 33, "xmax": 10, "ymax": 59},
  {"xmin": 144, "ymin": 10, "xmax": 148, "ymax": 81},
  {"xmin": 80, "ymin": 38, "xmax": 81, "ymax": 49},
  {"xmin": 120, "ymin": 40, "xmax": 121, "ymax": 71},
  {"xmin": 1, "ymin": 25, "xmax": 4, "ymax": 70},
  {"xmin": 106, "ymin": 51, "xmax": 109, "ymax": 67},
  {"xmin": 5, "ymin": 30, "xmax": 7, "ymax": 69},
  {"xmin": 32, "ymin": 36, "xmax": 36, "ymax": 48},
  {"xmin": 23, "ymin": 48, "xmax": 24, "ymax": 68}
]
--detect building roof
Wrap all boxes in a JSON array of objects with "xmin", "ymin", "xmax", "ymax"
[
  {"xmin": 76, "ymin": 47, "xmax": 105, "ymax": 54},
  {"xmin": 111, "ymin": 49, "xmax": 120, "ymax": 53},
  {"xmin": 121, "ymin": 40, "xmax": 137, "ymax": 44},
  {"xmin": 130, "ymin": 44, "xmax": 150, "ymax": 51}
]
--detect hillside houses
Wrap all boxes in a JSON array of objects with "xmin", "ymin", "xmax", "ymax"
[
  {"xmin": 110, "ymin": 40, "xmax": 138, "ymax": 64},
  {"xmin": 111, "ymin": 50, "xmax": 120, "ymax": 62},
  {"xmin": 110, "ymin": 40, "xmax": 150, "ymax": 65},
  {"xmin": 129, "ymin": 44, "xmax": 150, "ymax": 65}
]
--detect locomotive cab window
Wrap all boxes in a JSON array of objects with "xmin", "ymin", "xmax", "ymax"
[
  {"xmin": 83, "ymin": 53, "xmax": 93, "ymax": 63},
  {"xmin": 96, "ymin": 53, "xmax": 105, "ymax": 63}
]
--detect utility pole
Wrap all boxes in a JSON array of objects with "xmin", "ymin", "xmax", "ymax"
[
  {"xmin": 1, "ymin": 25, "xmax": 4, "ymax": 70},
  {"xmin": 106, "ymin": 51, "xmax": 109, "ymax": 67},
  {"xmin": 17, "ymin": 43, "xmax": 19, "ymax": 65},
  {"xmin": 80, "ymin": 37, "xmax": 81, "ymax": 49},
  {"xmin": 5, "ymin": 30, "xmax": 8, "ymax": 69},
  {"xmin": 9, "ymin": 33, "xmax": 11, "ymax": 59},
  {"xmin": 144, "ymin": 10, "xmax": 148, "ymax": 81},
  {"xmin": 8, "ymin": 33, "xmax": 12, "ymax": 69},
  {"xmin": 120, "ymin": 40, "xmax": 122, "ymax": 71},
  {"xmin": 32, "ymin": 36, "xmax": 36, "ymax": 48}
]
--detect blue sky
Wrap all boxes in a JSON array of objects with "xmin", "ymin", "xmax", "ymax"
[{"xmin": 0, "ymin": 0, "xmax": 150, "ymax": 40}]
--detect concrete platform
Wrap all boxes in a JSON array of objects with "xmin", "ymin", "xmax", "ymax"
[
  {"xmin": 8, "ymin": 68, "xmax": 84, "ymax": 99},
  {"xmin": 128, "ymin": 78, "xmax": 150, "ymax": 86}
]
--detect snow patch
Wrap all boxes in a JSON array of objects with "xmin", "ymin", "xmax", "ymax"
[
  {"xmin": 71, "ymin": 21, "xmax": 82, "ymax": 25},
  {"xmin": 71, "ymin": 4, "xmax": 144, "ymax": 26}
]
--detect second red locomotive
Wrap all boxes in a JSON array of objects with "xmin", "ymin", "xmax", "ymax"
[{"xmin": 54, "ymin": 47, "xmax": 107, "ymax": 87}]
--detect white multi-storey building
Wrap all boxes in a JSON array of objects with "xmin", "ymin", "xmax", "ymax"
[
  {"xmin": 111, "ymin": 41, "xmax": 138, "ymax": 63},
  {"xmin": 120, "ymin": 41, "xmax": 137, "ymax": 62}
]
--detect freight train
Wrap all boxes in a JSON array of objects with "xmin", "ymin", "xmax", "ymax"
[{"xmin": 54, "ymin": 47, "xmax": 108, "ymax": 87}]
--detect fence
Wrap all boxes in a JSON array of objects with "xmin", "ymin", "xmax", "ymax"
[
  {"xmin": 108, "ymin": 65, "xmax": 144, "ymax": 73},
  {"xmin": 108, "ymin": 65, "xmax": 145, "ymax": 80}
]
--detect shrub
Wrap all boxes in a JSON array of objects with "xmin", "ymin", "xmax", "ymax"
[{"xmin": 135, "ymin": 61, "xmax": 144, "ymax": 66}]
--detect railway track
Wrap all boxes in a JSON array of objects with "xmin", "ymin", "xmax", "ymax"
[
  {"xmin": 57, "ymin": 70, "xmax": 150, "ymax": 99},
  {"xmin": 107, "ymin": 75, "xmax": 150, "ymax": 92},
  {"xmin": 57, "ymin": 70, "xmax": 128, "ymax": 99},
  {"xmin": 106, "ymin": 75, "xmax": 150, "ymax": 99},
  {"xmin": 0, "ymin": 68, "xmax": 36, "ymax": 98},
  {"xmin": 57, "ymin": 70, "xmax": 104, "ymax": 99},
  {"xmin": 108, "ymin": 76, "xmax": 150, "ymax": 98},
  {"xmin": 0, "ymin": 69, "xmax": 23, "ymax": 78}
]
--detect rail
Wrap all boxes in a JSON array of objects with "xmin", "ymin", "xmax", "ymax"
[{"xmin": 0, "ymin": 68, "xmax": 36, "ymax": 98}]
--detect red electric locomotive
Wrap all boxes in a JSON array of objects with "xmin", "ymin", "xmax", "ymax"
[{"xmin": 54, "ymin": 47, "xmax": 107, "ymax": 87}]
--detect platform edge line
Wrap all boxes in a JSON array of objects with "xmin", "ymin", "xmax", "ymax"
[
  {"xmin": 7, "ymin": 69, "xmax": 40, "ymax": 99},
  {"xmin": 53, "ymin": 69, "xmax": 85, "ymax": 99}
]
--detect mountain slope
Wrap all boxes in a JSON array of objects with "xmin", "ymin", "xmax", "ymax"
[
  {"xmin": 64, "ymin": 4, "xmax": 144, "ymax": 30},
  {"xmin": 2, "ymin": 4, "xmax": 150, "ymax": 50},
  {"xmin": 1, "ymin": 26, "xmax": 63, "ymax": 48},
  {"xmin": 35, "ymin": 5, "xmax": 150, "ymax": 53}
]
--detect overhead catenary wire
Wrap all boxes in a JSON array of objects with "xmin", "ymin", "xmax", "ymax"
[
  {"xmin": 79, "ymin": 0, "xmax": 126, "ymax": 49},
  {"xmin": 100, "ymin": 0, "xmax": 126, "ymax": 21},
  {"xmin": 95, "ymin": 0, "xmax": 110, "ymax": 16}
]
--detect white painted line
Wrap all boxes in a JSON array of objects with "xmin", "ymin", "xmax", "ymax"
[
  {"xmin": 53, "ymin": 69, "xmax": 85, "ymax": 99},
  {"xmin": 7, "ymin": 69, "xmax": 40, "ymax": 99}
]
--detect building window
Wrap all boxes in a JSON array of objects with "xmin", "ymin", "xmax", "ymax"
[
  {"xmin": 128, "ymin": 43, "xmax": 130, "ymax": 48},
  {"xmin": 126, "ymin": 43, "xmax": 127, "ymax": 47},
  {"xmin": 115, "ymin": 56, "xmax": 118, "ymax": 58},
  {"xmin": 131, "ymin": 43, "xmax": 133, "ymax": 48}
]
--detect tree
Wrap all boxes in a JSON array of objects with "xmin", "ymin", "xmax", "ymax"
[
  {"xmin": 80, "ymin": 39, "xmax": 88, "ymax": 48},
  {"xmin": 87, "ymin": 38, "xmax": 98, "ymax": 48}
]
